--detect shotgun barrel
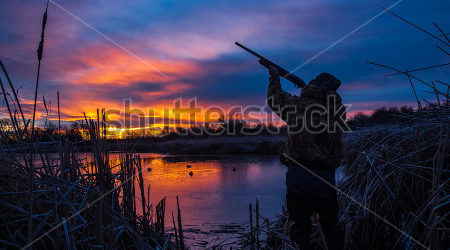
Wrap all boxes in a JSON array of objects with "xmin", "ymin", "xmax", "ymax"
[{"xmin": 235, "ymin": 42, "xmax": 306, "ymax": 88}]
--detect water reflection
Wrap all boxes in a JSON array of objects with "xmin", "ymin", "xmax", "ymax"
[{"xmin": 136, "ymin": 154, "xmax": 287, "ymax": 226}]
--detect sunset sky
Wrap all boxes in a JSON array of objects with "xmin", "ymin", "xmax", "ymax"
[{"xmin": 0, "ymin": 0, "xmax": 448, "ymax": 129}]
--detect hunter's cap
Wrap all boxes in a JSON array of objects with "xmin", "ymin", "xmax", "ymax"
[{"xmin": 309, "ymin": 73, "xmax": 341, "ymax": 91}]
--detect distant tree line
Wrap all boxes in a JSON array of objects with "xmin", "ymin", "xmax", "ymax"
[
  {"xmin": 0, "ymin": 105, "xmax": 431, "ymax": 144},
  {"xmin": 160, "ymin": 117, "xmax": 286, "ymax": 139},
  {"xmin": 0, "ymin": 119, "xmax": 83, "ymax": 144},
  {"xmin": 347, "ymin": 106, "xmax": 415, "ymax": 128}
]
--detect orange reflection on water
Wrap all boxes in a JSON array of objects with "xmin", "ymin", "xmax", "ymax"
[
  {"xmin": 85, "ymin": 153, "xmax": 286, "ymax": 227},
  {"xmin": 134, "ymin": 154, "xmax": 286, "ymax": 227}
]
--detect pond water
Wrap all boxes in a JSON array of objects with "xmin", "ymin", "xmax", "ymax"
[
  {"xmin": 77, "ymin": 152, "xmax": 343, "ymax": 247},
  {"xmin": 113, "ymin": 153, "xmax": 289, "ymax": 226},
  {"xmin": 33, "ymin": 152, "xmax": 287, "ymax": 246},
  {"xmin": 95, "ymin": 153, "xmax": 287, "ymax": 247}
]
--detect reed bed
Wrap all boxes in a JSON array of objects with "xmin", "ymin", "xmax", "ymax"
[
  {"xmin": 0, "ymin": 58, "xmax": 182, "ymax": 248},
  {"xmin": 339, "ymin": 11, "xmax": 449, "ymax": 249},
  {"xmin": 238, "ymin": 105, "xmax": 448, "ymax": 250},
  {"xmin": 0, "ymin": 4, "xmax": 188, "ymax": 248},
  {"xmin": 238, "ymin": 200, "xmax": 329, "ymax": 249},
  {"xmin": 0, "ymin": 110, "xmax": 180, "ymax": 248},
  {"xmin": 340, "ymin": 104, "xmax": 448, "ymax": 249}
]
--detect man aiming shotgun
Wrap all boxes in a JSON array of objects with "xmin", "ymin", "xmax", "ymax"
[{"xmin": 236, "ymin": 42, "xmax": 346, "ymax": 249}]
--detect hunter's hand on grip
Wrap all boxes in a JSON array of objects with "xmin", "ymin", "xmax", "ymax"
[
  {"xmin": 258, "ymin": 59, "xmax": 271, "ymax": 68},
  {"xmin": 288, "ymin": 75, "xmax": 306, "ymax": 88},
  {"xmin": 268, "ymin": 66, "xmax": 279, "ymax": 77}
]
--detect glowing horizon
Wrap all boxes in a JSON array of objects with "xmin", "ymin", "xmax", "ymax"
[{"xmin": 0, "ymin": 0, "xmax": 448, "ymax": 129}]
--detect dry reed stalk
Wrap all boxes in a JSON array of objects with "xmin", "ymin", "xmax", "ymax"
[
  {"xmin": 256, "ymin": 199, "xmax": 260, "ymax": 249},
  {"xmin": 171, "ymin": 212, "xmax": 179, "ymax": 249},
  {"xmin": 0, "ymin": 61, "xmax": 26, "ymax": 128},
  {"xmin": 249, "ymin": 202, "xmax": 253, "ymax": 245},
  {"xmin": 176, "ymin": 196, "xmax": 184, "ymax": 250},
  {"xmin": 0, "ymin": 77, "xmax": 19, "ymax": 138},
  {"xmin": 28, "ymin": 3, "xmax": 49, "ymax": 246}
]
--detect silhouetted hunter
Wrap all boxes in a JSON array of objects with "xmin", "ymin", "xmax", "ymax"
[
  {"xmin": 267, "ymin": 67, "xmax": 345, "ymax": 249},
  {"xmin": 236, "ymin": 42, "xmax": 346, "ymax": 249}
]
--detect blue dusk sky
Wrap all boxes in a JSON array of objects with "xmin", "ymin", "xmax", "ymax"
[{"xmin": 0, "ymin": 0, "xmax": 448, "ymax": 125}]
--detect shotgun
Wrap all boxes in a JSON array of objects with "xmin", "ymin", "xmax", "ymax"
[{"xmin": 235, "ymin": 41, "xmax": 306, "ymax": 88}]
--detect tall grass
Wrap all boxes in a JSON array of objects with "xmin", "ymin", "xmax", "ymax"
[
  {"xmin": 0, "ymin": 6, "xmax": 179, "ymax": 247},
  {"xmin": 340, "ymin": 11, "xmax": 449, "ymax": 249},
  {"xmin": 0, "ymin": 105, "xmax": 177, "ymax": 248},
  {"xmin": 340, "ymin": 104, "xmax": 448, "ymax": 249}
]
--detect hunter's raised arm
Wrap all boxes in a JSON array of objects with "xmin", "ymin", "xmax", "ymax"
[{"xmin": 267, "ymin": 67, "xmax": 297, "ymax": 123}]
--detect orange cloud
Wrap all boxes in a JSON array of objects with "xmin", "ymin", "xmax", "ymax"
[{"xmin": 60, "ymin": 44, "xmax": 199, "ymax": 85}]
